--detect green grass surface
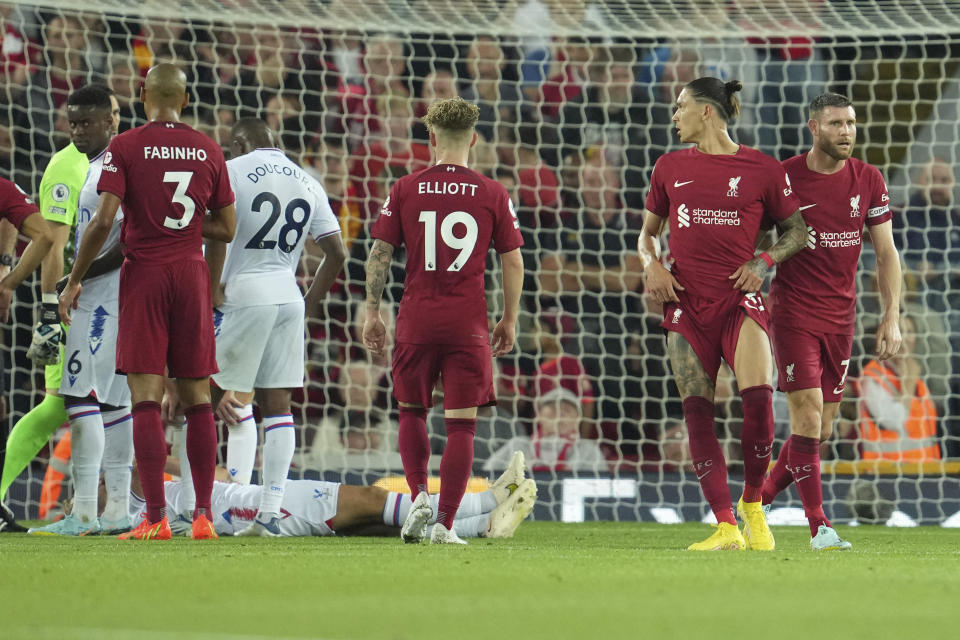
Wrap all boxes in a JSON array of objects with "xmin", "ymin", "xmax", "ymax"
[{"xmin": 2, "ymin": 522, "xmax": 958, "ymax": 640}]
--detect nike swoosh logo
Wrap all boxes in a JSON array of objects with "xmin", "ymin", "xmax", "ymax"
[
  {"xmin": 696, "ymin": 471, "xmax": 712, "ymax": 480},
  {"xmin": 674, "ymin": 180, "xmax": 694, "ymax": 188},
  {"xmin": 795, "ymin": 475, "xmax": 811, "ymax": 483},
  {"xmin": 799, "ymin": 204, "xmax": 817, "ymax": 211}
]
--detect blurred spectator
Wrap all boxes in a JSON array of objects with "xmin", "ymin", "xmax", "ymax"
[
  {"xmin": 460, "ymin": 35, "xmax": 522, "ymax": 143},
  {"xmin": 483, "ymin": 387, "xmax": 606, "ymax": 472},
  {"xmin": 12, "ymin": 13, "xmax": 89, "ymax": 188},
  {"xmin": 131, "ymin": 17, "xmax": 191, "ymax": 74},
  {"xmin": 897, "ymin": 157, "xmax": 959, "ymax": 277},
  {"xmin": 637, "ymin": 44, "xmax": 701, "ymax": 172},
  {"xmin": 537, "ymin": 36, "xmax": 594, "ymax": 120},
  {"xmin": 512, "ymin": 0, "xmax": 610, "ymax": 107},
  {"xmin": 531, "ymin": 308, "xmax": 595, "ymax": 418},
  {"xmin": 342, "ymin": 33, "xmax": 411, "ymax": 146},
  {"xmin": 349, "ymin": 93, "xmax": 430, "ymax": 217},
  {"xmin": 107, "ymin": 57, "xmax": 143, "ymax": 132},
  {"xmin": 657, "ymin": 421, "xmax": 693, "ymax": 472},
  {"xmin": 412, "ymin": 67, "xmax": 458, "ymax": 141},
  {"xmin": 735, "ymin": 0, "xmax": 825, "ymax": 159},
  {"xmin": 558, "ymin": 44, "xmax": 649, "ymax": 208},
  {"xmin": 538, "ymin": 152, "xmax": 643, "ymax": 423},
  {"xmin": 0, "ymin": 4, "xmax": 31, "ymax": 93},
  {"xmin": 305, "ymin": 135, "xmax": 362, "ymax": 250},
  {"xmin": 845, "ymin": 313, "xmax": 942, "ymax": 462}
]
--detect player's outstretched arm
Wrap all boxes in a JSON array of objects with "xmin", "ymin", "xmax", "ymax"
[
  {"xmin": 304, "ymin": 232, "xmax": 347, "ymax": 310},
  {"xmin": 491, "ymin": 247, "xmax": 523, "ymax": 357},
  {"xmin": 202, "ymin": 203, "xmax": 236, "ymax": 243},
  {"xmin": 362, "ymin": 238, "xmax": 394, "ymax": 356},
  {"xmin": 729, "ymin": 209, "xmax": 806, "ymax": 292},
  {"xmin": 58, "ymin": 192, "xmax": 120, "ymax": 324},
  {"xmin": 638, "ymin": 209, "xmax": 684, "ymax": 304},
  {"xmin": 868, "ymin": 220, "xmax": 903, "ymax": 360},
  {"xmin": 0, "ymin": 212, "xmax": 54, "ymax": 321}
]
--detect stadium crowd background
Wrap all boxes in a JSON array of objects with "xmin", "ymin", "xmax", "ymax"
[{"xmin": 0, "ymin": 0, "xmax": 958, "ymax": 488}]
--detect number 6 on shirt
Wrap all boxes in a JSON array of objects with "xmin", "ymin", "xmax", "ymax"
[
  {"xmin": 418, "ymin": 209, "xmax": 478, "ymax": 272},
  {"xmin": 162, "ymin": 171, "xmax": 195, "ymax": 230}
]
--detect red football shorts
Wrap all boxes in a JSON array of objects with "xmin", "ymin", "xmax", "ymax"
[
  {"xmin": 116, "ymin": 259, "xmax": 218, "ymax": 378},
  {"xmin": 771, "ymin": 322, "xmax": 853, "ymax": 402},
  {"xmin": 661, "ymin": 289, "xmax": 771, "ymax": 383},
  {"xmin": 392, "ymin": 341, "xmax": 496, "ymax": 410}
]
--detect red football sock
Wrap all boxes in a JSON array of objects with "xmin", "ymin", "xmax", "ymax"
[
  {"xmin": 740, "ymin": 385, "xmax": 774, "ymax": 503},
  {"xmin": 436, "ymin": 418, "xmax": 476, "ymax": 530},
  {"xmin": 789, "ymin": 434, "xmax": 830, "ymax": 537},
  {"xmin": 683, "ymin": 396, "xmax": 735, "ymax": 526},
  {"xmin": 762, "ymin": 437, "xmax": 795, "ymax": 506},
  {"xmin": 131, "ymin": 401, "xmax": 167, "ymax": 523},
  {"xmin": 398, "ymin": 407, "xmax": 430, "ymax": 500},
  {"xmin": 184, "ymin": 403, "xmax": 217, "ymax": 519}
]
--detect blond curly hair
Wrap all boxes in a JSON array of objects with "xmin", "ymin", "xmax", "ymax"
[{"xmin": 423, "ymin": 96, "xmax": 479, "ymax": 138}]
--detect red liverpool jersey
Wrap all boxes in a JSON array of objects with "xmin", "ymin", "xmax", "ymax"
[
  {"xmin": 645, "ymin": 145, "xmax": 799, "ymax": 300},
  {"xmin": 98, "ymin": 121, "xmax": 234, "ymax": 264},
  {"xmin": 772, "ymin": 153, "xmax": 892, "ymax": 333},
  {"xmin": 371, "ymin": 163, "xmax": 523, "ymax": 345}
]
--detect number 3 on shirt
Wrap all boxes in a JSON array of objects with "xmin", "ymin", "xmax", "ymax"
[
  {"xmin": 162, "ymin": 171, "xmax": 195, "ymax": 230},
  {"xmin": 418, "ymin": 210, "xmax": 478, "ymax": 272}
]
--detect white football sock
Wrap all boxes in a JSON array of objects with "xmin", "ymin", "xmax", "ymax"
[
  {"xmin": 101, "ymin": 408, "xmax": 133, "ymax": 522},
  {"xmin": 66, "ymin": 402, "xmax": 105, "ymax": 524},
  {"xmin": 429, "ymin": 491, "xmax": 484, "ymax": 520},
  {"xmin": 259, "ymin": 414, "xmax": 295, "ymax": 515},
  {"xmin": 428, "ymin": 514, "xmax": 490, "ymax": 539},
  {"xmin": 171, "ymin": 420, "xmax": 195, "ymax": 515},
  {"xmin": 479, "ymin": 489, "xmax": 498, "ymax": 513},
  {"xmin": 382, "ymin": 491, "xmax": 487, "ymax": 527},
  {"xmin": 226, "ymin": 405, "xmax": 256, "ymax": 484}
]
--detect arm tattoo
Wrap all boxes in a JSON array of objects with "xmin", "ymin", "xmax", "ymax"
[
  {"xmin": 365, "ymin": 239, "xmax": 395, "ymax": 308},
  {"xmin": 768, "ymin": 210, "xmax": 806, "ymax": 264}
]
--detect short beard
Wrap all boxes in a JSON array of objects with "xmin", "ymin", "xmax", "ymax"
[{"xmin": 819, "ymin": 139, "xmax": 852, "ymax": 161}]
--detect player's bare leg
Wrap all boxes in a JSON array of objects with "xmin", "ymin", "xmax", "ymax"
[
  {"xmin": 236, "ymin": 388, "xmax": 294, "ymax": 537},
  {"xmin": 667, "ymin": 333, "xmax": 743, "ymax": 551},
  {"xmin": 732, "ymin": 317, "xmax": 775, "ymax": 550},
  {"xmin": 176, "ymin": 377, "xmax": 218, "ymax": 540},
  {"xmin": 119, "ymin": 373, "xmax": 172, "ymax": 540}
]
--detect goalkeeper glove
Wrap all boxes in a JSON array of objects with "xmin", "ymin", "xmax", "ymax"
[{"xmin": 26, "ymin": 293, "xmax": 63, "ymax": 365}]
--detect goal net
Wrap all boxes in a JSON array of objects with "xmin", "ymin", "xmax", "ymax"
[{"xmin": 2, "ymin": 0, "xmax": 959, "ymax": 527}]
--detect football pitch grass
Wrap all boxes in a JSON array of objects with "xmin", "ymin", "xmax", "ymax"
[{"xmin": 3, "ymin": 522, "xmax": 958, "ymax": 640}]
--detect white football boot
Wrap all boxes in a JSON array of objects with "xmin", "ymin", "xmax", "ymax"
[
  {"xmin": 429, "ymin": 523, "xmax": 468, "ymax": 545},
  {"xmin": 400, "ymin": 492, "xmax": 433, "ymax": 544},
  {"xmin": 489, "ymin": 451, "xmax": 527, "ymax": 505},
  {"xmin": 485, "ymin": 478, "xmax": 537, "ymax": 539}
]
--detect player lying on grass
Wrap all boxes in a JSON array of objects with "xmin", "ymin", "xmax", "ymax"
[{"xmin": 45, "ymin": 451, "xmax": 536, "ymax": 541}]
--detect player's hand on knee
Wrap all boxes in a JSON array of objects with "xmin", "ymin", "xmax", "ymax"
[
  {"xmin": 491, "ymin": 318, "xmax": 515, "ymax": 356},
  {"xmin": 216, "ymin": 390, "xmax": 245, "ymax": 425},
  {"xmin": 161, "ymin": 388, "xmax": 182, "ymax": 425}
]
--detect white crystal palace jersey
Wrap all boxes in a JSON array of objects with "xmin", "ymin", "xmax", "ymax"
[
  {"xmin": 771, "ymin": 153, "xmax": 892, "ymax": 333},
  {"xmin": 645, "ymin": 145, "xmax": 799, "ymax": 300},
  {"xmin": 76, "ymin": 149, "xmax": 123, "ymax": 291},
  {"xmin": 221, "ymin": 148, "xmax": 341, "ymax": 306}
]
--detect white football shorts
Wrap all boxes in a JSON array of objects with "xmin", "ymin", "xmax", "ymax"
[
  {"xmin": 211, "ymin": 300, "xmax": 305, "ymax": 392},
  {"xmin": 58, "ymin": 274, "xmax": 130, "ymax": 407}
]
